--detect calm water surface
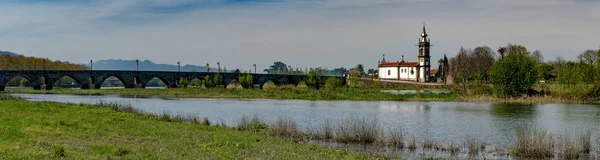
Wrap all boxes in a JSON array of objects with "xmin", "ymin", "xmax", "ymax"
[{"xmin": 13, "ymin": 94, "xmax": 600, "ymax": 158}]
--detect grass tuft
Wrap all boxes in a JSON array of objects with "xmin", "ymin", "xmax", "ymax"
[
  {"xmin": 270, "ymin": 117, "xmax": 299, "ymax": 137},
  {"xmin": 467, "ymin": 137, "xmax": 485, "ymax": 155},
  {"xmin": 201, "ymin": 117, "xmax": 211, "ymax": 126},
  {"xmin": 386, "ymin": 129, "xmax": 405, "ymax": 148},
  {"xmin": 334, "ymin": 116, "xmax": 381, "ymax": 144},
  {"xmin": 320, "ymin": 119, "xmax": 333, "ymax": 139},
  {"xmin": 237, "ymin": 115, "xmax": 268, "ymax": 132},
  {"xmin": 114, "ymin": 147, "xmax": 130, "ymax": 156},
  {"xmin": 53, "ymin": 145, "xmax": 66, "ymax": 158},
  {"xmin": 407, "ymin": 136, "xmax": 417, "ymax": 150}
]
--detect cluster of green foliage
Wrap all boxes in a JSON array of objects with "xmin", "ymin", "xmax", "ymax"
[
  {"xmin": 177, "ymin": 77, "xmax": 188, "ymax": 88},
  {"xmin": 490, "ymin": 52, "xmax": 538, "ymax": 98},
  {"xmin": 238, "ymin": 74, "xmax": 253, "ymax": 88},
  {"xmin": 305, "ymin": 70, "xmax": 321, "ymax": 89},
  {"xmin": 325, "ymin": 77, "xmax": 345, "ymax": 90},
  {"xmin": 203, "ymin": 73, "xmax": 224, "ymax": 88},
  {"xmin": 263, "ymin": 61, "xmax": 347, "ymax": 76}
]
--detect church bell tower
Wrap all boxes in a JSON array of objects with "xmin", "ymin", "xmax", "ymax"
[{"xmin": 418, "ymin": 23, "xmax": 431, "ymax": 82}]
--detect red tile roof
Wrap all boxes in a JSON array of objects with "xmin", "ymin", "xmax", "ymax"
[
  {"xmin": 379, "ymin": 61, "xmax": 419, "ymax": 67},
  {"xmin": 430, "ymin": 69, "xmax": 438, "ymax": 75}
]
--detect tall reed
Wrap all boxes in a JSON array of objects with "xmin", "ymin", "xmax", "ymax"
[
  {"xmin": 334, "ymin": 116, "xmax": 381, "ymax": 144},
  {"xmin": 511, "ymin": 128, "xmax": 555, "ymax": 158}
]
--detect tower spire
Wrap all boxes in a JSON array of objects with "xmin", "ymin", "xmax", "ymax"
[{"xmin": 421, "ymin": 23, "xmax": 427, "ymax": 37}]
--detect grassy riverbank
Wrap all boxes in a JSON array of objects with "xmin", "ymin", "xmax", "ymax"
[
  {"xmin": 8, "ymin": 85, "xmax": 599, "ymax": 104},
  {"xmin": 8, "ymin": 87, "xmax": 458, "ymax": 102},
  {"xmin": 0, "ymin": 96, "xmax": 376, "ymax": 159}
]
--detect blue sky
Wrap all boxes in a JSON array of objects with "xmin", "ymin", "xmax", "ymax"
[{"xmin": 1, "ymin": 0, "xmax": 599, "ymax": 70}]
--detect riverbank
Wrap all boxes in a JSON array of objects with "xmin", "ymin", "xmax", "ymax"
[
  {"xmin": 7, "ymin": 87, "xmax": 458, "ymax": 102},
  {"xmin": 6, "ymin": 86, "xmax": 596, "ymax": 104},
  {"xmin": 0, "ymin": 96, "xmax": 378, "ymax": 159}
]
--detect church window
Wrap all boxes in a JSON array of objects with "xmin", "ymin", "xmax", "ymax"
[
  {"xmin": 411, "ymin": 69, "xmax": 414, "ymax": 75},
  {"xmin": 388, "ymin": 70, "xmax": 390, "ymax": 75}
]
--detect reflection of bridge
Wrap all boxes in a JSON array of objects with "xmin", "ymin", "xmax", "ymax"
[{"xmin": 0, "ymin": 70, "xmax": 344, "ymax": 91}]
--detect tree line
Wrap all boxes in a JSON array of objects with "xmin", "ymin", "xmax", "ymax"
[
  {"xmin": 444, "ymin": 43, "xmax": 600, "ymax": 97},
  {"xmin": 0, "ymin": 55, "xmax": 88, "ymax": 70}
]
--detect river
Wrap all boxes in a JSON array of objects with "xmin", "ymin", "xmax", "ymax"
[{"xmin": 12, "ymin": 93, "xmax": 600, "ymax": 159}]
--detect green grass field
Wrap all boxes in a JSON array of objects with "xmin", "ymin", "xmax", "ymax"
[{"xmin": 0, "ymin": 98, "xmax": 376, "ymax": 159}]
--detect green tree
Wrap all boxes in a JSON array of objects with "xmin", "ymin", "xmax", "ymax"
[
  {"xmin": 177, "ymin": 77, "xmax": 188, "ymax": 88},
  {"xmin": 203, "ymin": 75, "xmax": 214, "ymax": 88},
  {"xmin": 213, "ymin": 73, "xmax": 223, "ymax": 86},
  {"xmin": 443, "ymin": 54, "xmax": 449, "ymax": 82},
  {"xmin": 264, "ymin": 61, "xmax": 288, "ymax": 74},
  {"xmin": 348, "ymin": 71, "xmax": 360, "ymax": 88},
  {"xmin": 490, "ymin": 53, "xmax": 538, "ymax": 98},
  {"xmin": 325, "ymin": 77, "xmax": 344, "ymax": 90},
  {"xmin": 305, "ymin": 69, "xmax": 321, "ymax": 89},
  {"xmin": 238, "ymin": 74, "xmax": 253, "ymax": 88}
]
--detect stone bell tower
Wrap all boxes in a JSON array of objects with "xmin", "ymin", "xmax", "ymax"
[{"xmin": 418, "ymin": 23, "xmax": 431, "ymax": 82}]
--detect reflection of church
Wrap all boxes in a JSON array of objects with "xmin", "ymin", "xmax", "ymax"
[{"xmin": 377, "ymin": 24, "xmax": 437, "ymax": 82}]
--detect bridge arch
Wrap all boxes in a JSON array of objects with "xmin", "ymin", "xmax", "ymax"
[
  {"xmin": 48, "ymin": 75, "xmax": 81, "ymax": 90},
  {"xmin": 5, "ymin": 75, "xmax": 44, "ymax": 90},
  {"xmin": 100, "ymin": 75, "xmax": 129, "ymax": 89},
  {"xmin": 145, "ymin": 77, "xmax": 170, "ymax": 88}
]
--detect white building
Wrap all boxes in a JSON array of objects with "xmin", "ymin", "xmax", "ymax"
[{"xmin": 378, "ymin": 24, "xmax": 434, "ymax": 82}]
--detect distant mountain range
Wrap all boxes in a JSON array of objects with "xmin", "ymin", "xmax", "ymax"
[
  {"xmin": 89, "ymin": 59, "xmax": 219, "ymax": 72},
  {"xmin": 0, "ymin": 51, "xmax": 19, "ymax": 56}
]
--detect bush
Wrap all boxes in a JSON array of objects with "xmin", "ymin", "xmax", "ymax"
[
  {"xmin": 325, "ymin": 77, "xmax": 344, "ymax": 90},
  {"xmin": 490, "ymin": 53, "xmax": 538, "ymax": 98},
  {"xmin": 238, "ymin": 74, "xmax": 253, "ymax": 88},
  {"xmin": 213, "ymin": 73, "xmax": 223, "ymax": 86},
  {"xmin": 203, "ymin": 75, "xmax": 214, "ymax": 88},
  {"xmin": 306, "ymin": 70, "xmax": 321, "ymax": 89},
  {"xmin": 177, "ymin": 77, "xmax": 188, "ymax": 88}
]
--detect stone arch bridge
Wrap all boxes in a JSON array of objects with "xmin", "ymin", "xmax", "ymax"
[{"xmin": 0, "ymin": 70, "xmax": 344, "ymax": 91}]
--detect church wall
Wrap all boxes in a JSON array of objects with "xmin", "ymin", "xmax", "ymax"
[
  {"xmin": 399, "ymin": 66, "xmax": 418, "ymax": 81},
  {"xmin": 378, "ymin": 67, "xmax": 398, "ymax": 79}
]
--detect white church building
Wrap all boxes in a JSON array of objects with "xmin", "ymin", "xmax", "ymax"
[{"xmin": 378, "ymin": 24, "xmax": 436, "ymax": 82}]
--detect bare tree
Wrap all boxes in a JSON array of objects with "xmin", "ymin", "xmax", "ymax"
[
  {"xmin": 531, "ymin": 50, "xmax": 544, "ymax": 63},
  {"xmin": 577, "ymin": 49, "xmax": 599, "ymax": 65},
  {"xmin": 472, "ymin": 46, "xmax": 496, "ymax": 81}
]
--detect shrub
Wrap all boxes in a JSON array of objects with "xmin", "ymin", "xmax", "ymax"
[
  {"xmin": 213, "ymin": 73, "xmax": 223, "ymax": 86},
  {"xmin": 490, "ymin": 53, "xmax": 538, "ymax": 98},
  {"xmin": 325, "ymin": 77, "xmax": 344, "ymax": 90},
  {"xmin": 203, "ymin": 75, "xmax": 214, "ymax": 88},
  {"xmin": 238, "ymin": 74, "xmax": 253, "ymax": 88},
  {"xmin": 177, "ymin": 77, "xmax": 188, "ymax": 88},
  {"xmin": 306, "ymin": 69, "xmax": 321, "ymax": 89}
]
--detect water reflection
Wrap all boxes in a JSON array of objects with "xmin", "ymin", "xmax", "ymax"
[{"xmin": 490, "ymin": 103, "xmax": 536, "ymax": 118}]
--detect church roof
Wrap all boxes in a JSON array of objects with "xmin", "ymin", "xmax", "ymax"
[
  {"xmin": 430, "ymin": 69, "xmax": 438, "ymax": 75},
  {"xmin": 379, "ymin": 61, "xmax": 419, "ymax": 67}
]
